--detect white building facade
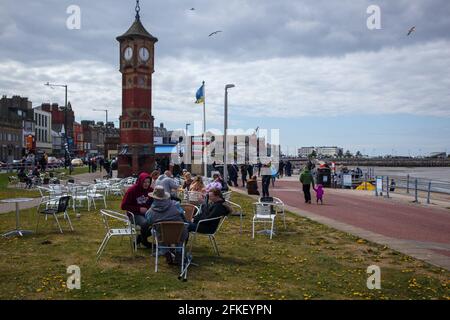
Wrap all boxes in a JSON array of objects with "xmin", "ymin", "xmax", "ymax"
[{"xmin": 34, "ymin": 107, "xmax": 52, "ymax": 153}]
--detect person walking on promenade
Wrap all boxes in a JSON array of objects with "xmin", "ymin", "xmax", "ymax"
[
  {"xmin": 247, "ymin": 162, "xmax": 254, "ymax": 178},
  {"xmin": 257, "ymin": 160, "xmax": 262, "ymax": 177},
  {"xmin": 313, "ymin": 184, "xmax": 324, "ymax": 204},
  {"xmin": 300, "ymin": 166, "xmax": 314, "ymax": 204},
  {"xmin": 285, "ymin": 161, "xmax": 292, "ymax": 177},
  {"xmin": 261, "ymin": 163, "xmax": 272, "ymax": 198},
  {"xmin": 240, "ymin": 164, "xmax": 248, "ymax": 187}
]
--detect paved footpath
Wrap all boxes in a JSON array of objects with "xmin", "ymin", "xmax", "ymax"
[
  {"xmin": 233, "ymin": 178, "xmax": 450, "ymax": 270},
  {"xmin": 0, "ymin": 171, "xmax": 106, "ymax": 215}
]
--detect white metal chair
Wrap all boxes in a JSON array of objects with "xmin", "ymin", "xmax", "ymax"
[
  {"xmin": 222, "ymin": 191, "xmax": 232, "ymax": 201},
  {"xmin": 87, "ymin": 184, "xmax": 107, "ymax": 209},
  {"xmin": 252, "ymin": 202, "xmax": 276, "ymax": 239},
  {"xmin": 189, "ymin": 215, "xmax": 227, "ymax": 256},
  {"xmin": 225, "ymin": 200, "xmax": 244, "ymax": 234},
  {"xmin": 151, "ymin": 221, "xmax": 188, "ymax": 274},
  {"xmin": 70, "ymin": 185, "xmax": 91, "ymax": 212},
  {"xmin": 260, "ymin": 196, "xmax": 286, "ymax": 229},
  {"xmin": 108, "ymin": 182, "xmax": 124, "ymax": 197},
  {"xmin": 185, "ymin": 191, "xmax": 205, "ymax": 205},
  {"xmin": 96, "ymin": 210, "xmax": 137, "ymax": 261}
]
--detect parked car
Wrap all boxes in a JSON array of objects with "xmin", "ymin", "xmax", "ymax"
[
  {"xmin": 47, "ymin": 157, "xmax": 61, "ymax": 165},
  {"xmin": 71, "ymin": 158, "xmax": 84, "ymax": 166}
]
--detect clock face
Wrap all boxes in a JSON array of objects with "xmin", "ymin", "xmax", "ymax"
[
  {"xmin": 139, "ymin": 47, "xmax": 150, "ymax": 62},
  {"xmin": 124, "ymin": 47, "xmax": 133, "ymax": 61}
]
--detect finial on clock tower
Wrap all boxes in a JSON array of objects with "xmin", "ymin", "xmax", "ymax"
[{"xmin": 135, "ymin": 0, "xmax": 141, "ymax": 20}]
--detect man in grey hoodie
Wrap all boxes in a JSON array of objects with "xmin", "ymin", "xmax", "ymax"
[{"xmin": 145, "ymin": 186, "xmax": 188, "ymax": 264}]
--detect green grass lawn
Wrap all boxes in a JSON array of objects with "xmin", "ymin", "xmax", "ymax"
[
  {"xmin": 0, "ymin": 193, "xmax": 448, "ymax": 300},
  {"xmin": 0, "ymin": 166, "xmax": 90, "ymax": 200}
]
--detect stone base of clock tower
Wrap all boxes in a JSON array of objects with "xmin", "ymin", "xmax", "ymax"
[{"xmin": 117, "ymin": 145, "xmax": 155, "ymax": 178}]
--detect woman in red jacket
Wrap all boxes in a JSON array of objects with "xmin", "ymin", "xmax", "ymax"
[{"xmin": 121, "ymin": 172, "xmax": 153, "ymax": 248}]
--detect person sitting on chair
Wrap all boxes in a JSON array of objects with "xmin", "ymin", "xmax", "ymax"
[
  {"xmin": 155, "ymin": 170, "xmax": 180, "ymax": 201},
  {"xmin": 145, "ymin": 186, "xmax": 188, "ymax": 264},
  {"xmin": 188, "ymin": 188, "xmax": 231, "ymax": 233},
  {"xmin": 121, "ymin": 172, "xmax": 153, "ymax": 248},
  {"xmin": 246, "ymin": 175, "xmax": 260, "ymax": 195}
]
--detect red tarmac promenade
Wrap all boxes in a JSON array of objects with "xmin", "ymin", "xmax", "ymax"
[{"xmin": 234, "ymin": 177, "xmax": 450, "ymax": 270}]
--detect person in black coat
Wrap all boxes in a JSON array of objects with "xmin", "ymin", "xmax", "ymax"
[{"xmin": 188, "ymin": 188, "xmax": 231, "ymax": 233}]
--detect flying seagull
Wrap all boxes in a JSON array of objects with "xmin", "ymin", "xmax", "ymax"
[
  {"xmin": 407, "ymin": 26, "xmax": 416, "ymax": 36},
  {"xmin": 208, "ymin": 30, "xmax": 222, "ymax": 37}
]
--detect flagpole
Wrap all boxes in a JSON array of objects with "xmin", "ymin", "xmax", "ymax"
[{"xmin": 202, "ymin": 81, "xmax": 207, "ymax": 177}]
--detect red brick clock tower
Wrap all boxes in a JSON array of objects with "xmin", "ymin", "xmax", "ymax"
[{"xmin": 116, "ymin": 1, "xmax": 158, "ymax": 177}]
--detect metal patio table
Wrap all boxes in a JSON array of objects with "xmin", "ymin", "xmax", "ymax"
[{"xmin": 1, "ymin": 198, "xmax": 35, "ymax": 237}]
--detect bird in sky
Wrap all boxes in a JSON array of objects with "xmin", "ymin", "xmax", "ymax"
[
  {"xmin": 189, "ymin": 8, "xmax": 195, "ymax": 11},
  {"xmin": 407, "ymin": 26, "xmax": 416, "ymax": 36},
  {"xmin": 208, "ymin": 30, "xmax": 222, "ymax": 37}
]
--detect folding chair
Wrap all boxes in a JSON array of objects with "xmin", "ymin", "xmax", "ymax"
[
  {"xmin": 36, "ymin": 196, "xmax": 73, "ymax": 234},
  {"xmin": 151, "ymin": 221, "xmax": 188, "ymax": 274},
  {"xmin": 96, "ymin": 210, "xmax": 137, "ymax": 261},
  {"xmin": 252, "ymin": 202, "xmax": 276, "ymax": 239}
]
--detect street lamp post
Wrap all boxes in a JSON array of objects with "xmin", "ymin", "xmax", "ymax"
[
  {"xmin": 93, "ymin": 108, "xmax": 108, "ymax": 124},
  {"xmin": 223, "ymin": 84, "xmax": 235, "ymax": 184},
  {"xmin": 45, "ymin": 82, "xmax": 69, "ymax": 170}
]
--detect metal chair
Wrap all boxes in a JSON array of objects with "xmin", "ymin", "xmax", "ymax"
[
  {"xmin": 252, "ymin": 202, "xmax": 276, "ymax": 239},
  {"xmin": 96, "ymin": 210, "xmax": 137, "ymax": 261},
  {"xmin": 258, "ymin": 196, "xmax": 286, "ymax": 229},
  {"xmin": 70, "ymin": 185, "xmax": 91, "ymax": 212},
  {"xmin": 225, "ymin": 200, "xmax": 244, "ymax": 234},
  {"xmin": 180, "ymin": 203, "xmax": 200, "ymax": 222},
  {"xmin": 185, "ymin": 191, "xmax": 204, "ymax": 205},
  {"xmin": 189, "ymin": 216, "xmax": 227, "ymax": 256},
  {"xmin": 151, "ymin": 221, "xmax": 188, "ymax": 274},
  {"xmin": 36, "ymin": 196, "xmax": 73, "ymax": 234},
  {"xmin": 87, "ymin": 184, "xmax": 107, "ymax": 209},
  {"xmin": 222, "ymin": 191, "xmax": 232, "ymax": 201}
]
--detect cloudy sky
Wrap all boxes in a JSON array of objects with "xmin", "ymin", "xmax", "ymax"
[{"xmin": 1, "ymin": 0, "xmax": 449, "ymax": 156}]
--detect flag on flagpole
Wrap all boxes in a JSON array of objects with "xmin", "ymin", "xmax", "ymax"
[{"xmin": 195, "ymin": 83, "xmax": 205, "ymax": 104}]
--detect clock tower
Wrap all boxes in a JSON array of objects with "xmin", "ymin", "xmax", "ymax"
[{"xmin": 116, "ymin": 0, "xmax": 158, "ymax": 177}]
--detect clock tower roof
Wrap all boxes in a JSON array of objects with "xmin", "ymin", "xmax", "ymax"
[
  {"xmin": 116, "ymin": 18, "xmax": 158, "ymax": 42},
  {"xmin": 116, "ymin": 1, "xmax": 158, "ymax": 42}
]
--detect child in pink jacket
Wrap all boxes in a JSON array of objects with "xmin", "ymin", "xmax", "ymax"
[{"xmin": 313, "ymin": 184, "xmax": 324, "ymax": 204}]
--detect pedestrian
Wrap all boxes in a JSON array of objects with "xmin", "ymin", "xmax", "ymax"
[
  {"xmin": 313, "ymin": 184, "xmax": 324, "ymax": 204},
  {"xmin": 247, "ymin": 162, "xmax": 254, "ymax": 178},
  {"xmin": 91, "ymin": 158, "xmax": 97, "ymax": 172},
  {"xmin": 299, "ymin": 166, "xmax": 314, "ymax": 204},
  {"xmin": 232, "ymin": 164, "xmax": 239, "ymax": 187},
  {"xmin": 240, "ymin": 164, "xmax": 248, "ymax": 187},
  {"xmin": 261, "ymin": 163, "xmax": 272, "ymax": 198},
  {"xmin": 257, "ymin": 160, "xmax": 262, "ymax": 177},
  {"xmin": 279, "ymin": 160, "xmax": 285, "ymax": 178},
  {"xmin": 88, "ymin": 157, "xmax": 92, "ymax": 173}
]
